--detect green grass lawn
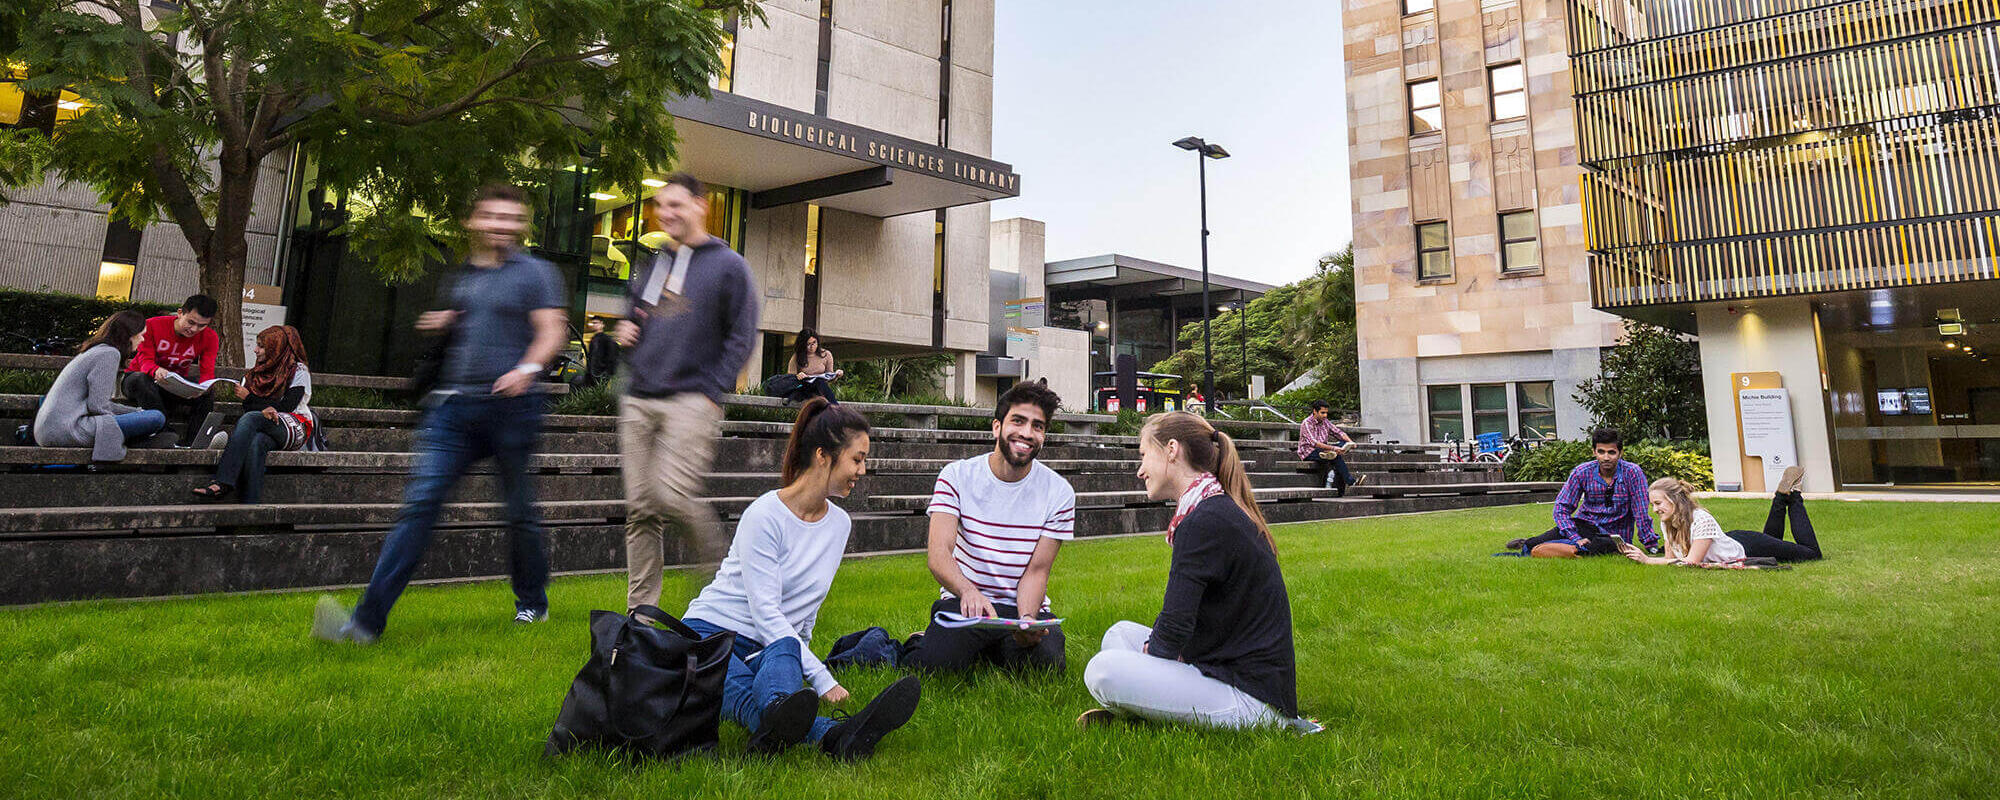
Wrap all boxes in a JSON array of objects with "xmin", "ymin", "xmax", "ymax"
[{"xmin": 3, "ymin": 499, "xmax": 1996, "ymax": 799}]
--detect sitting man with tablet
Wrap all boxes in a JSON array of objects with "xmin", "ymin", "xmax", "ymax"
[{"xmin": 902, "ymin": 380, "xmax": 1076, "ymax": 673}]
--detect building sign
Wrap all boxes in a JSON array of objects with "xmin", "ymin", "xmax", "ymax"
[
  {"xmin": 1005, "ymin": 327, "xmax": 1039, "ymax": 362},
  {"xmin": 664, "ymin": 92, "xmax": 1020, "ymax": 196},
  {"xmin": 1738, "ymin": 387, "xmax": 1798, "ymax": 493},
  {"xmin": 240, "ymin": 283, "xmax": 285, "ymax": 366},
  {"xmin": 1004, "ymin": 297, "xmax": 1045, "ymax": 330}
]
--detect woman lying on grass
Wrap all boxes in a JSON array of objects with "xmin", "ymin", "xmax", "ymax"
[
  {"xmin": 1078, "ymin": 411, "xmax": 1319, "ymax": 733},
  {"xmin": 679, "ymin": 397, "xmax": 922, "ymax": 760},
  {"xmin": 1621, "ymin": 467, "xmax": 1824, "ymax": 569}
]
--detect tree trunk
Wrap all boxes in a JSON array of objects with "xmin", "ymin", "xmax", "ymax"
[{"xmin": 198, "ymin": 153, "xmax": 259, "ymax": 368}]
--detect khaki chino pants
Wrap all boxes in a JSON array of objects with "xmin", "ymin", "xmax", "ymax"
[{"xmin": 619, "ymin": 393, "xmax": 727, "ymax": 611}]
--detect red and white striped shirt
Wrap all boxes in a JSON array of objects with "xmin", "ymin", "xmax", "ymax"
[{"xmin": 927, "ymin": 455, "xmax": 1076, "ymax": 610}]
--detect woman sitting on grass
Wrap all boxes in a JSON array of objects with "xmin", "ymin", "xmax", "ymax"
[
  {"xmin": 1622, "ymin": 467, "xmax": 1824, "ymax": 568},
  {"xmin": 679, "ymin": 397, "xmax": 922, "ymax": 760},
  {"xmin": 32, "ymin": 310, "xmax": 168, "ymax": 462},
  {"xmin": 192, "ymin": 325, "xmax": 327, "ymax": 503},
  {"xmin": 1079, "ymin": 411, "xmax": 1318, "ymax": 732}
]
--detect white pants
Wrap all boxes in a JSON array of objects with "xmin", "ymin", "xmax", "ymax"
[{"xmin": 1082, "ymin": 621, "xmax": 1289, "ymax": 730}]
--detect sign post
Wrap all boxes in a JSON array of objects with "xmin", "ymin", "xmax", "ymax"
[
  {"xmin": 1732, "ymin": 371, "xmax": 1795, "ymax": 492},
  {"xmin": 240, "ymin": 284, "xmax": 286, "ymax": 366}
]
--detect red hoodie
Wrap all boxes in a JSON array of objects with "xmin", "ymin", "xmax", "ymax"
[{"xmin": 128, "ymin": 315, "xmax": 219, "ymax": 381}]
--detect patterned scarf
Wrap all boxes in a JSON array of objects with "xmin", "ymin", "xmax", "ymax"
[{"xmin": 1166, "ymin": 472, "xmax": 1224, "ymax": 546}]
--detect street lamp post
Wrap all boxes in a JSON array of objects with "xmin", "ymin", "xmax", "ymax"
[{"xmin": 1174, "ymin": 136, "xmax": 1229, "ymax": 409}]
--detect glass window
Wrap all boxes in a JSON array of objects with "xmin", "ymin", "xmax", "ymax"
[
  {"xmin": 1517, "ymin": 381, "xmax": 1556, "ymax": 439},
  {"xmin": 1500, "ymin": 210, "xmax": 1540, "ymax": 272},
  {"xmin": 1428, "ymin": 384, "xmax": 1464, "ymax": 441},
  {"xmin": 1409, "ymin": 79, "xmax": 1442, "ymax": 134},
  {"xmin": 1490, "ymin": 63, "xmax": 1526, "ymax": 120},
  {"xmin": 1405, "ymin": 0, "xmax": 1436, "ymax": 13},
  {"xmin": 1417, "ymin": 221, "xmax": 1451, "ymax": 280},
  {"xmin": 95, "ymin": 261, "xmax": 134, "ymax": 301},
  {"xmin": 805, "ymin": 203, "xmax": 822, "ymax": 276},
  {"xmin": 1473, "ymin": 383, "xmax": 1509, "ymax": 438},
  {"xmin": 713, "ymin": 15, "xmax": 739, "ymax": 92}
]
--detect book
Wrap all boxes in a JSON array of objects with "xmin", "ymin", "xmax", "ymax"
[
  {"xmin": 930, "ymin": 611, "xmax": 1064, "ymax": 632},
  {"xmin": 158, "ymin": 373, "xmax": 240, "ymax": 400}
]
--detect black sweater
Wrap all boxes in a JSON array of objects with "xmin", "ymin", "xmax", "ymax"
[{"xmin": 1147, "ymin": 495, "xmax": 1299, "ymax": 717}]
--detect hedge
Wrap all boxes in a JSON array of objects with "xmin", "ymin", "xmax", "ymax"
[
  {"xmin": 1503, "ymin": 438, "xmax": 1714, "ymax": 490},
  {"xmin": 0, "ymin": 289, "xmax": 178, "ymax": 354}
]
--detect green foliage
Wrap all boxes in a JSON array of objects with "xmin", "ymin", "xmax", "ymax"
[
  {"xmin": 2, "ymin": 0, "xmax": 757, "ymax": 361},
  {"xmin": 546, "ymin": 383, "xmax": 614, "ymax": 417},
  {"xmin": 830, "ymin": 355, "xmax": 955, "ymax": 402},
  {"xmin": 306, "ymin": 386, "xmax": 412, "ymax": 411},
  {"xmin": 1146, "ymin": 246, "xmax": 1358, "ymax": 411},
  {"xmin": 0, "ymin": 368, "xmax": 56, "ymax": 396},
  {"xmin": 0, "ymin": 289, "xmax": 178, "ymax": 353},
  {"xmin": 1504, "ymin": 438, "xmax": 1714, "ymax": 489},
  {"xmin": 1575, "ymin": 319, "xmax": 1707, "ymax": 442}
]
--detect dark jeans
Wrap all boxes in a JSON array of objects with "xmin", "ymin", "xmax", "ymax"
[
  {"xmin": 683, "ymin": 618, "xmax": 838, "ymax": 742},
  {"xmin": 212, "ymin": 412, "xmax": 287, "ymax": 502},
  {"xmin": 764, "ymin": 375, "xmax": 838, "ymax": 405},
  {"xmin": 902, "ymin": 597, "xmax": 1066, "ymax": 673},
  {"xmin": 120, "ymin": 371, "xmax": 215, "ymax": 445},
  {"xmin": 1726, "ymin": 492, "xmax": 1823, "ymax": 562},
  {"xmin": 1304, "ymin": 451, "xmax": 1353, "ymax": 496},
  {"xmin": 1521, "ymin": 518, "xmax": 1626, "ymax": 555},
  {"xmin": 351, "ymin": 393, "xmax": 548, "ymax": 637}
]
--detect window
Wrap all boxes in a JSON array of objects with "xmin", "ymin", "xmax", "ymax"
[
  {"xmin": 1417, "ymin": 221, "xmax": 1451, "ymax": 280},
  {"xmin": 1489, "ymin": 63, "xmax": 1526, "ymax": 120},
  {"xmin": 1517, "ymin": 382, "xmax": 1556, "ymax": 439},
  {"xmin": 1472, "ymin": 384, "xmax": 1509, "ymax": 438},
  {"xmin": 804, "ymin": 204, "xmax": 822, "ymax": 276},
  {"xmin": 1500, "ymin": 210, "xmax": 1540, "ymax": 272},
  {"xmin": 1409, "ymin": 79, "xmax": 1442, "ymax": 134},
  {"xmin": 1427, "ymin": 385, "xmax": 1464, "ymax": 441},
  {"xmin": 1405, "ymin": 0, "xmax": 1436, "ymax": 13},
  {"xmin": 712, "ymin": 15, "xmax": 738, "ymax": 92},
  {"xmin": 95, "ymin": 261, "xmax": 134, "ymax": 301}
]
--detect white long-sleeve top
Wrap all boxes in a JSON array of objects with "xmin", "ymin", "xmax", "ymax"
[{"xmin": 684, "ymin": 491, "xmax": 851, "ymax": 694}]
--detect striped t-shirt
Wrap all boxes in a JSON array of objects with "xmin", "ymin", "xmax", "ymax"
[{"xmin": 927, "ymin": 455, "xmax": 1077, "ymax": 609}]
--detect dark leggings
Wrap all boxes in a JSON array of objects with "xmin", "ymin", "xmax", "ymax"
[
  {"xmin": 1725, "ymin": 492, "xmax": 1822, "ymax": 562},
  {"xmin": 212, "ymin": 413, "xmax": 286, "ymax": 502}
]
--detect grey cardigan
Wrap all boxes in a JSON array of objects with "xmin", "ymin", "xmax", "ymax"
[{"xmin": 33, "ymin": 344, "xmax": 142, "ymax": 462}]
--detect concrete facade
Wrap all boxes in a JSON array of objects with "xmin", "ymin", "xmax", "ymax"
[
  {"xmin": 1345, "ymin": 0, "xmax": 1620, "ymax": 443},
  {"xmin": 1694, "ymin": 301, "xmax": 1837, "ymax": 494}
]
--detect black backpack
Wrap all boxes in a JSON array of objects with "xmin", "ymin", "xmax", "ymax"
[{"xmin": 545, "ymin": 605, "xmax": 736, "ymax": 761}]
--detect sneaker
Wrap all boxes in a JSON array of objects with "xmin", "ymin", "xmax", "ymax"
[
  {"xmin": 1774, "ymin": 465, "xmax": 1804, "ymax": 496},
  {"xmin": 1075, "ymin": 708, "xmax": 1118, "ymax": 729},
  {"xmin": 1504, "ymin": 537, "xmax": 1530, "ymax": 551},
  {"xmin": 1353, "ymin": 474, "xmax": 1369, "ymax": 486},
  {"xmin": 513, "ymin": 609, "xmax": 548, "ymax": 624},
  {"xmin": 311, "ymin": 596, "xmax": 377, "ymax": 644},
  {"xmin": 819, "ymin": 675, "xmax": 921, "ymax": 761},
  {"xmin": 206, "ymin": 431, "xmax": 229, "ymax": 451},
  {"xmin": 748, "ymin": 689, "xmax": 820, "ymax": 755}
]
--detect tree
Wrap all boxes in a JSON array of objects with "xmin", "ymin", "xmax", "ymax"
[
  {"xmin": 1146, "ymin": 245, "xmax": 1360, "ymax": 410},
  {"xmin": 1283, "ymin": 245, "xmax": 1359, "ymax": 410},
  {"xmin": 1, "ymin": 0, "xmax": 755, "ymax": 364},
  {"xmin": 1574, "ymin": 318, "xmax": 1707, "ymax": 442}
]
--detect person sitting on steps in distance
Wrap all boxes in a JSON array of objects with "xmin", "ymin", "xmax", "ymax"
[
  {"xmin": 192, "ymin": 325, "xmax": 328, "ymax": 503},
  {"xmin": 33, "ymin": 310, "xmax": 168, "ymax": 462},
  {"xmin": 1297, "ymin": 400, "xmax": 1366, "ymax": 496},
  {"xmin": 120, "ymin": 294, "xmax": 223, "ymax": 447}
]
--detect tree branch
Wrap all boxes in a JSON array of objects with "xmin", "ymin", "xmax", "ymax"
[
  {"xmin": 364, "ymin": 43, "xmax": 614, "ymax": 126},
  {"xmin": 149, "ymin": 146, "xmax": 213, "ymax": 252}
]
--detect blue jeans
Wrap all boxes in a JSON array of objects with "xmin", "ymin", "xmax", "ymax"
[
  {"xmin": 352, "ymin": 393, "xmax": 548, "ymax": 636},
  {"xmin": 115, "ymin": 409, "xmax": 167, "ymax": 441},
  {"xmin": 684, "ymin": 618, "xmax": 838, "ymax": 742}
]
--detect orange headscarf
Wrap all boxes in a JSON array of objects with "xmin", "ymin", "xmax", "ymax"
[{"xmin": 244, "ymin": 325, "xmax": 307, "ymax": 399}]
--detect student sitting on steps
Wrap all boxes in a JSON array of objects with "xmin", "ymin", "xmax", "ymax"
[
  {"xmin": 192, "ymin": 325, "xmax": 328, "ymax": 503},
  {"xmin": 33, "ymin": 310, "xmax": 168, "ymax": 462}
]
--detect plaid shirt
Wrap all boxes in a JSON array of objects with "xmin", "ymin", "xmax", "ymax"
[
  {"xmin": 1296, "ymin": 416, "xmax": 1349, "ymax": 459},
  {"xmin": 1554, "ymin": 459, "xmax": 1657, "ymax": 548}
]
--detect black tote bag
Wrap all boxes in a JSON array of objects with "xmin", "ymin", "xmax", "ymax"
[{"xmin": 545, "ymin": 605, "xmax": 736, "ymax": 760}]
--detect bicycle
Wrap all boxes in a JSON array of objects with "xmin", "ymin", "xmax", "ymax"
[{"xmin": 1, "ymin": 331, "xmax": 77, "ymax": 356}]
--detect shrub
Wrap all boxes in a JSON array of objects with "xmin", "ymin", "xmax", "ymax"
[
  {"xmin": 308, "ymin": 386, "xmax": 414, "ymax": 411},
  {"xmin": 0, "ymin": 290, "xmax": 177, "ymax": 354},
  {"xmin": 0, "ymin": 369, "xmax": 56, "ymax": 396},
  {"xmin": 547, "ymin": 383, "xmax": 615, "ymax": 417},
  {"xmin": 1503, "ymin": 438, "xmax": 1713, "ymax": 490}
]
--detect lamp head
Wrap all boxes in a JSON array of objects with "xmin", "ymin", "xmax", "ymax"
[
  {"xmin": 1202, "ymin": 144, "xmax": 1230, "ymax": 159},
  {"xmin": 1173, "ymin": 136, "xmax": 1204, "ymax": 151}
]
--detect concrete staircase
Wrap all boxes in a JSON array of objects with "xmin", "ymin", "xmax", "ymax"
[{"xmin": 0, "ymin": 393, "xmax": 1556, "ymax": 604}]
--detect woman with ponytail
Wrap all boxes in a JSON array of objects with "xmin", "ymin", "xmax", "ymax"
[
  {"xmin": 1079, "ymin": 411, "xmax": 1318, "ymax": 732},
  {"xmin": 191, "ymin": 325, "xmax": 327, "ymax": 502},
  {"xmin": 1624, "ymin": 466, "xmax": 1824, "ymax": 567},
  {"xmin": 679, "ymin": 397, "xmax": 923, "ymax": 760}
]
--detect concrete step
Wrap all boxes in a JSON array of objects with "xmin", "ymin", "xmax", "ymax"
[
  {"xmin": 0, "ymin": 491, "xmax": 1549, "ymax": 605},
  {"xmin": 1349, "ymin": 481, "xmax": 1563, "ymax": 498}
]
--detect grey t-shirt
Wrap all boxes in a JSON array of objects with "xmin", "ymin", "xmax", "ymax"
[{"xmin": 440, "ymin": 250, "xmax": 566, "ymax": 390}]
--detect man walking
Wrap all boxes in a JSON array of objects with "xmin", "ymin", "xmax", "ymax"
[
  {"xmin": 902, "ymin": 380, "xmax": 1076, "ymax": 673},
  {"xmin": 1506, "ymin": 428, "xmax": 1659, "ymax": 558},
  {"xmin": 613, "ymin": 173, "xmax": 760, "ymax": 615},
  {"xmin": 1297, "ymin": 400, "xmax": 1365, "ymax": 496},
  {"xmin": 122, "ymin": 294, "xmax": 222, "ymax": 446},
  {"xmin": 315, "ymin": 184, "xmax": 569, "ymax": 643}
]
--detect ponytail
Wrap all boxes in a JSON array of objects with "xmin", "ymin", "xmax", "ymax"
[
  {"xmin": 781, "ymin": 397, "xmax": 870, "ymax": 485},
  {"xmin": 1142, "ymin": 411, "xmax": 1276, "ymax": 553}
]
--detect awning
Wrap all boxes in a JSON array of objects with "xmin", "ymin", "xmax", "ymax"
[
  {"xmin": 1045, "ymin": 254, "xmax": 1276, "ymax": 302},
  {"xmin": 662, "ymin": 92, "xmax": 1019, "ymax": 218}
]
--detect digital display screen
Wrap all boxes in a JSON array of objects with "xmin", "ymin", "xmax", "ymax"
[
  {"xmin": 1877, "ymin": 389, "xmax": 1907, "ymax": 415},
  {"xmin": 1906, "ymin": 387, "xmax": 1932, "ymax": 415}
]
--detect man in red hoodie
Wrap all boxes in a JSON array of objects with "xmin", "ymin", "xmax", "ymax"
[{"xmin": 121, "ymin": 294, "xmax": 222, "ymax": 446}]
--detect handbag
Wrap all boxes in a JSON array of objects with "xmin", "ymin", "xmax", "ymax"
[
  {"xmin": 407, "ymin": 268, "xmax": 467, "ymax": 396},
  {"xmin": 545, "ymin": 605, "xmax": 736, "ymax": 760}
]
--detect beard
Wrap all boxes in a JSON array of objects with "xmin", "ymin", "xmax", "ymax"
[{"xmin": 999, "ymin": 437, "xmax": 1040, "ymax": 467}]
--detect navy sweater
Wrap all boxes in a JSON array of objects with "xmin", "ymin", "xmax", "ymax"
[{"xmin": 623, "ymin": 238, "xmax": 761, "ymax": 400}]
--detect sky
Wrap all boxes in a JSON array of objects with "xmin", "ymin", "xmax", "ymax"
[{"xmin": 989, "ymin": 0, "xmax": 1352, "ymax": 288}]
